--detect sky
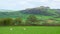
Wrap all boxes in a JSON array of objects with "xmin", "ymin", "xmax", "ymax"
[{"xmin": 0, "ymin": 0, "xmax": 60, "ymax": 10}]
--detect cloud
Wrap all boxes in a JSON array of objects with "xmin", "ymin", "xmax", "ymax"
[
  {"xmin": 48, "ymin": 0, "xmax": 60, "ymax": 9},
  {"xmin": 0, "ymin": 0, "xmax": 60, "ymax": 10},
  {"xmin": 53, "ymin": 0, "xmax": 60, "ymax": 2}
]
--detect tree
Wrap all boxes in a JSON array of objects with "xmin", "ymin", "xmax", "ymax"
[
  {"xmin": 26, "ymin": 15, "xmax": 38, "ymax": 25},
  {"xmin": 3, "ymin": 18, "xmax": 14, "ymax": 26},
  {"xmin": 14, "ymin": 17, "xmax": 22, "ymax": 25},
  {"xmin": 0, "ymin": 18, "xmax": 4, "ymax": 26},
  {"xmin": 0, "ymin": 18, "xmax": 14, "ymax": 26}
]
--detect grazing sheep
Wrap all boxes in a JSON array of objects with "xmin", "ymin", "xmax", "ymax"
[{"xmin": 10, "ymin": 28, "xmax": 13, "ymax": 31}]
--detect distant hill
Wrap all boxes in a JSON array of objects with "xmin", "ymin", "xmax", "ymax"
[
  {"xmin": 20, "ymin": 6, "xmax": 59, "ymax": 16},
  {"xmin": 0, "ymin": 6, "xmax": 60, "ymax": 18}
]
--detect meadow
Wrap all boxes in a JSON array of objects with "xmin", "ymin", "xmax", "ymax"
[{"xmin": 0, "ymin": 26, "xmax": 60, "ymax": 34}]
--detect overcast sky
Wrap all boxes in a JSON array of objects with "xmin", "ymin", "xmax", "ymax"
[{"xmin": 0, "ymin": 0, "xmax": 60, "ymax": 10}]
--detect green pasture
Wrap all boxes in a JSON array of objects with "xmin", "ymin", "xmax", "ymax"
[{"xmin": 0, "ymin": 26, "xmax": 60, "ymax": 34}]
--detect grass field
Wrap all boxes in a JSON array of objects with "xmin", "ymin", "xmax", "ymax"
[{"xmin": 0, "ymin": 26, "xmax": 60, "ymax": 34}]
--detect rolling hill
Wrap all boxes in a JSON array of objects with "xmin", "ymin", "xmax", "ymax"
[{"xmin": 0, "ymin": 6, "xmax": 60, "ymax": 19}]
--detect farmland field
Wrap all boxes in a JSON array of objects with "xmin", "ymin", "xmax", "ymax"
[{"xmin": 0, "ymin": 26, "xmax": 60, "ymax": 34}]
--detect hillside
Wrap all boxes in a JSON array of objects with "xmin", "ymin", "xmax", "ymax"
[{"xmin": 0, "ymin": 6, "xmax": 60, "ymax": 18}]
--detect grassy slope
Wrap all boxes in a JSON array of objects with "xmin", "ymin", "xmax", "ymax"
[
  {"xmin": 0, "ymin": 26, "xmax": 60, "ymax": 34},
  {"xmin": 0, "ymin": 9, "xmax": 60, "ymax": 21},
  {"xmin": 0, "ymin": 9, "xmax": 58, "ymax": 18}
]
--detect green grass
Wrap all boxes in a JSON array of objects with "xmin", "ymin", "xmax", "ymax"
[{"xmin": 0, "ymin": 26, "xmax": 60, "ymax": 34}]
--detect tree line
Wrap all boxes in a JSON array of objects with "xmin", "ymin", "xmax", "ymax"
[{"xmin": 0, "ymin": 15, "xmax": 60, "ymax": 26}]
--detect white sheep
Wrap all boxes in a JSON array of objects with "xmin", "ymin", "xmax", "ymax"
[
  {"xmin": 23, "ymin": 28, "xmax": 26, "ymax": 30},
  {"xmin": 10, "ymin": 28, "xmax": 13, "ymax": 31}
]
